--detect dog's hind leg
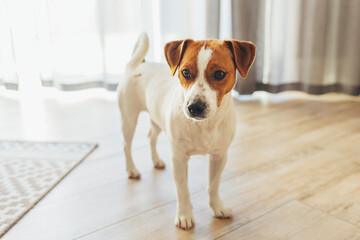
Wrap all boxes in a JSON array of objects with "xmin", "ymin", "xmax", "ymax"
[
  {"xmin": 148, "ymin": 120, "xmax": 165, "ymax": 169},
  {"xmin": 120, "ymin": 107, "xmax": 141, "ymax": 179}
]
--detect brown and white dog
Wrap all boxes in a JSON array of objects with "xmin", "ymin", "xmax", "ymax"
[{"xmin": 118, "ymin": 33, "xmax": 256, "ymax": 230}]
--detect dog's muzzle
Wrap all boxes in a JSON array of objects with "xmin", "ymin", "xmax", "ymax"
[{"xmin": 187, "ymin": 100, "xmax": 206, "ymax": 119}]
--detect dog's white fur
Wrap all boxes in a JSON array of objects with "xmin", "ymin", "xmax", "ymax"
[{"xmin": 118, "ymin": 33, "xmax": 237, "ymax": 230}]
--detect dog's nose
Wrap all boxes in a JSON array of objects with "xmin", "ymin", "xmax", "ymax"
[{"xmin": 188, "ymin": 100, "xmax": 206, "ymax": 118}]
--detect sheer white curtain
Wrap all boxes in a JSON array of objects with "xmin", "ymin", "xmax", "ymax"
[
  {"xmin": 0, "ymin": 0, "xmax": 18, "ymax": 90},
  {"xmin": 0, "ymin": 0, "xmax": 208, "ymax": 91}
]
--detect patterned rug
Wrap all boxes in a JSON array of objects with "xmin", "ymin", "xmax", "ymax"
[{"xmin": 0, "ymin": 141, "xmax": 97, "ymax": 237}]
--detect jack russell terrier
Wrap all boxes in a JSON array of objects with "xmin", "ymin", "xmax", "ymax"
[{"xmin": 118, "ymin": 32, "xmax": 256, "ymax": 230}]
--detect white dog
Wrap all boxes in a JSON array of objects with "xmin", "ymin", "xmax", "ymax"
[{"xmin": 117, "ymin": 33, "xmax": 256, "ymax": 230}]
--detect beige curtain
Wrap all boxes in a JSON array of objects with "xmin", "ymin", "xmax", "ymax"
[{"xmin": 232, "ymin": 0, "xmax": 360, "ymax": 95}]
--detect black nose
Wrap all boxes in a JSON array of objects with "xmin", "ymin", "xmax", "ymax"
[{"xmin": 187, "ymin": 100, "xmax": 206, "ymax": 118}]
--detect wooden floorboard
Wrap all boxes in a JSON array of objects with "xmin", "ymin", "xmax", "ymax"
[
  {"xmin": 218, "ymin": 200, "xmax": 360, "ymax": 240},
  {"xmin": 1, "ymin": 90, "xmax": 360, "ymax": 239}
]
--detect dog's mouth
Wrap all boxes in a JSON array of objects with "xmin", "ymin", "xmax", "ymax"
[
  {"xmin": 188, "ymin": 115, "xmax": 206, "ymax": 121},
  {"xmin": 184, "ymin": 111, "xmax": 207, "ymax": 121}
]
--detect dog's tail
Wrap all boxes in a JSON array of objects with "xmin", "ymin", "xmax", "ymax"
[{"xmin": 126, "ymin": 32, "xmax": 149, "ymax": 71}]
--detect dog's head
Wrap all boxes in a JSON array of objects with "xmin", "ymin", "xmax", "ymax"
[{"xmin": 164, "ymin": 39, "xmax": 256, "ymax": 121}]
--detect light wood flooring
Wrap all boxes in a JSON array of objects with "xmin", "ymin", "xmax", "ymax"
[{"xmin": 1, "ymin": 89, "xmax": 360, "ymax": 240}]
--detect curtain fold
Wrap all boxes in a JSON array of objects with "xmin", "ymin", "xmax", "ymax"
[
  {"xmin": 232, "ymin": 0, "xmax": 360, "ymax": 96},
  {"xmin": 38, "ymin": 0, "xmax": 140, "ymax": 91},
  {"xmin": 0, "ymin": 0, "xmax": 18, "ymax": 90}
]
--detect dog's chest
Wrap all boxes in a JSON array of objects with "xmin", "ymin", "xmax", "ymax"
[{"xmin": 177, "ymin": 120, "xmax": 233, "ymax": 155}]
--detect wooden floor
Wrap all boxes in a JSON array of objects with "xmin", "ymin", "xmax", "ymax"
[{"xmin": 1, "ymin": 89, "xmax": 360, "ymax": 240}]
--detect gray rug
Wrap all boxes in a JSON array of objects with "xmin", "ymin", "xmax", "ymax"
[{"xmin": 0, "ymin": 141, "xmax": 97, "ymax": 237}]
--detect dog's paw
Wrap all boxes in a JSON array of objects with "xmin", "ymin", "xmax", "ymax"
[
  {"xmin": 175, "ymin": 213, "xmax": 195, "ymax": 230},
  {"xmin": 127, "ymin": 169, "xmax": 141, "ymax": 179},
  {"xmin": 154, "ymin": 159, "xmax": 166, "ymax": 169},
  {"xmin": 211, "ymin": 207, "xmax": 232, "ymax": 219}
]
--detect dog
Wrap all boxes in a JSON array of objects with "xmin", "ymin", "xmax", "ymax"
[{"xmin": 117, "ymin": 32, "xmax": 256, "ymax": 230}]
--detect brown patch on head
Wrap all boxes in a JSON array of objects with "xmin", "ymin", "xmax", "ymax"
[
  {"xmin": 203, "ymin": 40, "xmax": 238, "ymax": 106},
  {"xmin": 164, "ymin": 40, "xmax": 204, "ymax": 89},
  {"xmin": 204, "ymin": 40, "xmax": 256, "ymax": 106},
  {"xmin": 176, "ymin": 41, "xmax": 206, "ymax": 89},
  {"xmin": 133, "ymin": 73, "xmax": 142, "ymax": 78}
]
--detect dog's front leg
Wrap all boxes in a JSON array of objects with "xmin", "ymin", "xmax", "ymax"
[
  {"xmin": 208, "ymin": 152, "xmax": 232, "ymax": 218},
  {"xmin": 172, "ymin": 151, "xmax": 194, "ymax": 230}
]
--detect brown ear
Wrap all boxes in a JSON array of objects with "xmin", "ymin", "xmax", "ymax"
[
  {"xmin": 164, "ymin": 39, "xmax": 193, "ymax": 76},
  {"xmin": 225, "ymin": 40, "xmax": 256, "ymax": 78}
]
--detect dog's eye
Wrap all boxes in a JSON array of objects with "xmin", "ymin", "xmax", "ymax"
[
  {"xmin": 214, "ymin": 71, "xmax": 226, "ymax": 81},
  {"xmin": 182, "ymin": 69, "xmax": 191, "ymax": 79}
]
